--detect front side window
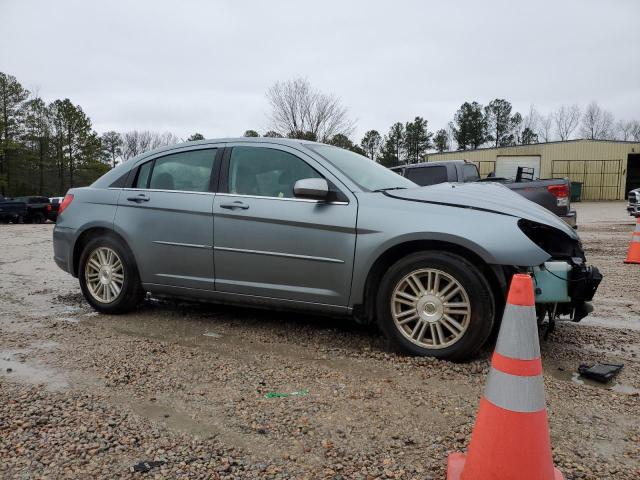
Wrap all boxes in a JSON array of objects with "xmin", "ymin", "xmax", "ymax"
[
  {"xmin": 406, "ymin": 166, "xmax": 448, "ymax": 186},
  {"xmin": 146, "ymin": 149, "xmax": 216, "ymax": 192},
  {"xmin": 228, "ymin": 146, "xmax": 322, "ymax": 198}
]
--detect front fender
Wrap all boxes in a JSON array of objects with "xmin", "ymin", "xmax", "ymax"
[{"xmin": 349, "ymin": 193, "xmax": 551, "ymax": 307}]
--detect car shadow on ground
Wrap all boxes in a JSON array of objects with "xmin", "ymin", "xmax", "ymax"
[{"xmin": 121, "ymin": 295, "xmax": 390, "ymax": 355}]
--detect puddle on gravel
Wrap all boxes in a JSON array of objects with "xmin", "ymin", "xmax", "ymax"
[
  {"xmin": 549, "ymin": 367, "xmax": 640, "ymax": 395},
  {"xmin": 0, "ymin": 348, "xmax": 69, "ymax": 391},
  {"xmin": 114, "ymin": 397, "xmax": 219, "ymax": 438},
  {"xmin": 203, "ymin": 331, "xmax": 222, "ymax": 338}
]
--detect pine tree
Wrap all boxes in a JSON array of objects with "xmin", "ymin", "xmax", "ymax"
[
  {"xmin": 452, "ymin": 102, "xmax": 486, "ymax": 150},
  {"xmin": 0, "ymin": 73, "xmax": 29, "ymax": 196},
  {"xmin": 433, "ymin": 129, "xmax": 449, "ymax": 152},
  {"xmin": 379, "ymin": 123, "xmax": 405, "ymax": 167},
  {"xmin": 360, "ymin": 130, "xmax": 382, "ymax": 161},
  {"xmin": 485, "ymin": 99, "xmax": 521, "ymax": 147},
  {"xmin": 101, "ymin": 131, "xmax": 122, "ymax": 167},
  {"xmin": 403, "ymin": 117, "xmax": 432, "ymax": 163}
]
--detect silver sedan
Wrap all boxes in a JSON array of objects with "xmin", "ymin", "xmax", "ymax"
[{"xmin": 53, "ymin": 138, "xmax": 601, "ymax": 360}]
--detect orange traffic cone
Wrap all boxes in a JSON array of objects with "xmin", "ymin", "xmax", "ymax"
[
  {"xmin": 447, "ymin": 274, "xmax": 563, "ymax": 480},
  {"xmin": 624, "ymin": 217, "xmax": 640, "ymax": 264}
]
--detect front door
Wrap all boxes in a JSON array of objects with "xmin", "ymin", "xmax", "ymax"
[
  {"xmin": 115, "ymin": 147, "xmax": 221, "ymax": 291},
  {"xmin": 213, "ymin": 144, "xmax": 357, "ymax": 306}
]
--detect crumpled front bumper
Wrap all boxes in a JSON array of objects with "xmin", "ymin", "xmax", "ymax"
[
  {"xmin": 568, "ymin": 263, "xmax": 602, "ymax": 321},
  {"xmin": 532, "ymin": 260, "xmax": 602, "ymax": 323}
]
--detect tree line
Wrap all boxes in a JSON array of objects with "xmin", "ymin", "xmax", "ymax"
[
  {"xmin": 3, "ymin": 72, "xmax": 640, "ymax": 196},
  {"xmin": 0, "ymin": 72, "xmax": 185, "ymax": 197},
  {"xmin": 253, "ymin": 78, "xmax": 640, "ymax": 167}
]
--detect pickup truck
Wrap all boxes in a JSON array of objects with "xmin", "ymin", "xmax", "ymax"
[
  {"xmin": 48, "ymin": 197, "xmax": 65, "ymax": 222},
  {"xmin": 14, "ymin": 196, "xmax": 51, "ymax": 224},
  {"xmin": 391, "ymin": 160, "xmax": 577, "ymax": 228},
  {"xmin": 0, "ymin": 197, "xmax": 28, "ymax": 223}
]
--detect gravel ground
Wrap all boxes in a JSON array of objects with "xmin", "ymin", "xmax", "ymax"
[{"xmin": 1, "ymin": 201, "xmax": 639, "ymax": 479}]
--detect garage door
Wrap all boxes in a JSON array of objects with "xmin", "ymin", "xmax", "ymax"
[{"xmin": 495, "ymin": 156, "xmax": 541, "ymax": 179}]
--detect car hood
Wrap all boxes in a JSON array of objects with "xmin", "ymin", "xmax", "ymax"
[{"xmin": 385, "ymin": 182, "xmax": 578, "ymax": 239}]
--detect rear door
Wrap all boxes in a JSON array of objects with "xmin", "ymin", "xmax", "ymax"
[
  {"xmin": 212, "ymin": 143, "xmax": 358, "ymax": 306},
  {"xmin": 115, "ymin": 146, "xmax": 221, "ymax": 291}
]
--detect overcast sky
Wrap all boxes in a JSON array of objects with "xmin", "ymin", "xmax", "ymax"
[{"xmin": 1, "ymin": 0, "xmax": 639, "ymax": 141}]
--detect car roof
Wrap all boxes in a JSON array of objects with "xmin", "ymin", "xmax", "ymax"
[
  {"xmin": 140, "ymin": 137, "xmax": 322, "ymax": 158},
  {"xmin": 92, "ymin": 137, "xmax": 340, "ymax": 189}
]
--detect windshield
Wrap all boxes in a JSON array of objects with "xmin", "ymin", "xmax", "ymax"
[{"xmin": 307, "ymin": 144, "xmax": 416, "ymax": 191}]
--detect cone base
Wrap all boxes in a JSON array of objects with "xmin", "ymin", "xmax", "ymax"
[
  {"xmin": 447, "ymin": 452, "xmax": 565, "ymax": 480},
  {"xmin": 625, "ymin": 244, "xmax": 640, "ymax": 263}
]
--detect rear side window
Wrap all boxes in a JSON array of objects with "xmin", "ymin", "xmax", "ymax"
[
  {"xmin": 462, "ymin": 164, "xmax": 480, "ymax": 182},
  {"xmin": 406, "ymin": 166, "xmax": 448, "ymax": 186},
  {"xmin": 134, "ymin": 149, "xmax": 216, "ymax": 192},
  {"xmin": 149, "ymin": 149, "xmax": 216, "ymax": 192}
]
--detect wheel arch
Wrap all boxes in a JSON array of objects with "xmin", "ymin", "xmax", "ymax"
[
  {"xmin": 72, "ymin": 227, "xmax": 136, "ymax": 277},
  {"xmin": 354, "ymin": 239, "xmax": 507, "ymax": 325}
]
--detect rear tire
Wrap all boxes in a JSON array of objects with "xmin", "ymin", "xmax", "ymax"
[
  {"xmin": 376, "ymin": 251, "xmax": 495, "ymax": 361},
  {"xmin": 33, "ymin": 212, "xmax": 46, "ymax": 224},
  {"xmin": 79, "ymin": 236, "xmax": 145, "ymax": 314}
]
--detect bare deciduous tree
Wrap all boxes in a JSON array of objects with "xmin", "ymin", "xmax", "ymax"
[
  {"xmin": 553, "ymin": 104, "xmax": 581, "ymax": 141},
  {"xmin": 537, "ymin": 112, "xmax": 554, "ymax": 142},
  {"xmin": 630, "ymin": 120, "xmax": 640, "ymax": 141},
  {"xmin": 150, "ymin": 131, "xmax": 179, "ymax": 150},
  {"xmin": 121, "ymin": 130, "xmax": 178, "ymax": 160},
  {"xmin": 522, "ymin": 105, "xmax": 539, "ymax": 135},
  {"xmin": 445, "ymin": 122, "xmax": 457, "ymax": 150},
  {"xmin": 266, "ymin": 78, "xmax": 354, "ymax": 141},
  {"xmin": 616, "ymin": 120, "xmax": 634, "ymax": 140},
  {"xmin": 580, "ymin": 102, "xmax": 614, "ymax": 140}
]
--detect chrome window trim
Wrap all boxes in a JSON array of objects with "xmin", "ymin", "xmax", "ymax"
[
  {"xmin": 216, "ymin": 192, "xmax": 348, "ymax": 205},
  {"xmin": 116, "ymin": 187, "xmax": 216, "ymax": 196}
]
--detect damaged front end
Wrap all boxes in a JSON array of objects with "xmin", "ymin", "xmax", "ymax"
[{"xmin": 518, "ymin": 219, "xmax": 603, "ymax": 323}]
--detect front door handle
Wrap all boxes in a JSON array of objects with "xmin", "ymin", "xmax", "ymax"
[
  {"xmin": 127, "ymin": 194, "xmax": 150, "ymax": 203},
  {"xmin": 220, "ymin": 201, "xmax": 249, "ymax": 210}
]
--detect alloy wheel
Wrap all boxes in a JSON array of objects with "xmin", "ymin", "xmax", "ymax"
[
  {"xmin": 391, "ymin": 268, "xmax": 471, "ymax": 349},
  {"xmin": 84, "ymin": 247, "xmax": 125, "ymax": 304}
]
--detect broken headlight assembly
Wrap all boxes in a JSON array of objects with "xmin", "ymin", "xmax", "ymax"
[{"xmin": 518, "ymin": 219, "xmax": 602, "ymax": 322}]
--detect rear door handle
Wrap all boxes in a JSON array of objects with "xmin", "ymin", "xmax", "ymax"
[
  {"xmin": 127, "ymin": 194, "xmax": 150, "ymax": 203},
  {"xmin": 220, "ymin": 201, "xmax": 249, "ymax": 210}
]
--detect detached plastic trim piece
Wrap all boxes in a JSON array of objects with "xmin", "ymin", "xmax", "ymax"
[{"xmin": 577, "ymin": 363, "xmax": 623, "ymax": 383}]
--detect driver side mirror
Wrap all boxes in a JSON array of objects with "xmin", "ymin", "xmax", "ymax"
[{"xmin": 293, "ymin": 178, "xmax": 329, "ymax": 201}]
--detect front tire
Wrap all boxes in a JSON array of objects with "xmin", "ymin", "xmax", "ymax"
[
  {"xmin": 376, "ymin": 251, "xmax": 495, "ymax": 361},
  {"xmin": 79, "ymin": 236, "xmax": 144, "ymax": 314}
]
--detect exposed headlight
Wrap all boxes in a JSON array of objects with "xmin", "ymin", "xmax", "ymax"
[{"xmin": 518, "ymin": 219, "xmax": 584, "ymax": 260}]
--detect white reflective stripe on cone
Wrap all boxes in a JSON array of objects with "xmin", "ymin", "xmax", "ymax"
[
  {"xmin": 494, "ymin": 304, "xmax": 540, "ymax": 360},
  {"xmin": 632, "ymin": 237, "xmax": 640, "ymax": 243},
  {"xmin": 484, "ymin": 368, "xmax": 546, "ymax": 413}
]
